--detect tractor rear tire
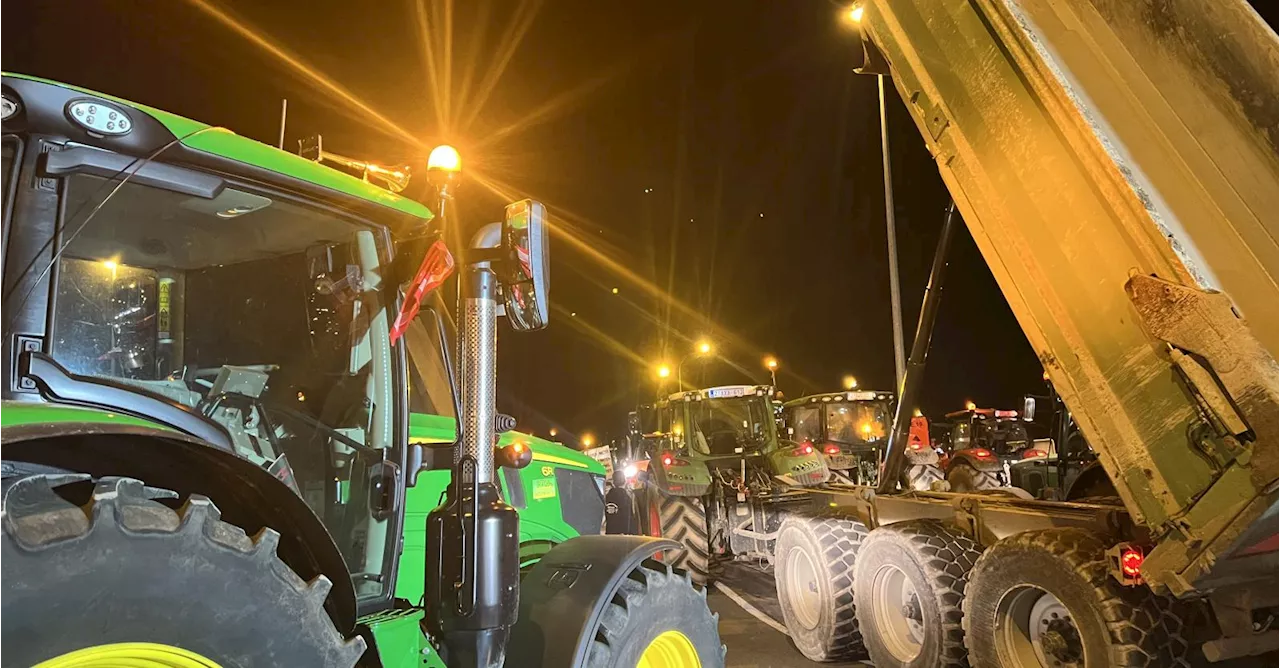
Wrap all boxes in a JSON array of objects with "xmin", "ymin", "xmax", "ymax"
[
  {"xmin": 585, "ymin": 560, "xmax": 725, "ymax": 667},
  {"xmin": 649, "ymin": 485, "xmax": 711, "ymax": 585},
  {"xmin": 2, "ymin": 475, "xmax": 365, "ymax": 668},
  {"xmin": 963, "ymin": 528, "xmax": 1190, "ymax": 667},
  {"xmin": 853, "ymin": 520, "xmax": 980, "ymax": 667},
  {"xmin": 902, "ymin": 464, "xmax": 944, "ymax": 491},
  {"xmin": 946, "ymin": 460, "xmax": 1001, "ymax": 492},
  {"xmin": 774, "ymin": 512, "xmax": 868, "ymax": 662}
]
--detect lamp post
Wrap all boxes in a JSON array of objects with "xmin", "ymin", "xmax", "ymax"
[
  {"xmin": 764, "ymin": 357, "xmax": 779, "ymax": 387},
  {"xmin": 678, "ymin": 340, "xmax": 713, "ymax": 391}
]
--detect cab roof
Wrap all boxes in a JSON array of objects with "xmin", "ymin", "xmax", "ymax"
[
  {"xmin": 2, "ymin": 73, "xmax": 434, "ymax": 221},
  {"xmin": 783, "ymin": 390, "xmax": 894, "ymax": 408},
  {"xmin": 666, "ymin": 384, "xmax": 775, "ymax": 401}
]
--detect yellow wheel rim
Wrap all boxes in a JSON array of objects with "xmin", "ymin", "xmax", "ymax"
[
  {"xmin": 637, "ymin": 630, "xmax": 701, "ymax": 668},
  {"xmin": 35, "ymin": 643, "xmax": 222, "ymax": 668}
]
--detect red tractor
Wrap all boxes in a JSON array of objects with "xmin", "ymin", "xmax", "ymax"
[{"xmin": 936, "ymin": 406, "xmax": 1045, "ymax": 493}]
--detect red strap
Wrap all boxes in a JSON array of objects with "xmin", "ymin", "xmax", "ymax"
[{"xmin": 390, "ymin": 240, "xmax": 455, "ymax": 344}]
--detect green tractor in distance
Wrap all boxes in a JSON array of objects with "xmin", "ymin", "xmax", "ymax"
[
  {"xmin": 0, "ymin": 74, "xmax": 721, "ymax": 668},
  {"xmin": 631, "ymin": 384, "xmax": 830, "ymax": 584},
  {"xmin": 779, "ymin": 389, "xmax": 894, "ymax": 486}
]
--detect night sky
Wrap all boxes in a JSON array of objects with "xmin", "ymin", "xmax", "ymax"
[{"xmin": 7, "ymin": 1, "xmax": 1276, "ymax": 446}]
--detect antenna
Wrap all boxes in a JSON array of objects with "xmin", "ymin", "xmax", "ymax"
[{"xmin": 277, "ymin": 99, "xmax": 288, "ymax": 150}]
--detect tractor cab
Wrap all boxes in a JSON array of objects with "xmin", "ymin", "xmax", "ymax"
[
  {"xmin": 781, "ymin": 390, "xmax": 893, "ymax": 485},
  {"xmin": 636, "ymin": 384, "xmax": 829, "ymax": 495}
]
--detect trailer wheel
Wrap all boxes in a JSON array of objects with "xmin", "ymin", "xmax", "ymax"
[
  {"xmin": 586, "ymin": 561, "xmax": 725, "ymax": 667},
  {"xmin": 2, "ymin": 475, "xmax": 365, "ymax": 668},
  {"xmin": 946, "ymin": 460, "xmax": 1001, "ymax": 492},
  {"xmin": 854, "ymin": 520, "xmax": 979, "ymax": 667},
  {"xmin": 963, "ymin": 528, "xmax": 1189, "ymax": 667},
  {"xmin": 648, "ymin": 485, "xmax": 711, "ymax": 585},
  {"xmin": 774, "ymin": 513, "xmax": 868, "ymax": 662}
]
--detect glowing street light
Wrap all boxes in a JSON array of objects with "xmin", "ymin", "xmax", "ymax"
[
  {"xmin": 843, "ymin": 375, "xmax": 858, "ymax": 390},
  {"xmin": 965, "ymin": 400, "xmax": 977, "ymax": 411},
  {"xmin": 656, "ymin": 364, "xmax": 672, "ymax": 379},
  {"xmin": 549, "ymin": 427, "xmax": 558, "ymax": 437},
  {"xmin": 679, "ymin": 340, "xmax": 715, "ymax": 390},
  {"xmin": 581, "ymin": 433, "xmax": 595, "ymax": 449},
  {"xmin": 848, "ymin": 4, "xmax": 865, "ymax": 23},
  {"xmin": 764, "ymin": 357, "xmax": 779, "ymax": 387}
]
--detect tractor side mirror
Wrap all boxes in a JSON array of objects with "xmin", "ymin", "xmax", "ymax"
[
  {"xmin": 501, "ymin": 199, "xmax": 549, "ymax": 332},
  {"xmin": 1023, "ymin": 395, "xmax": 1037, "ymax": 422},
  {"xmin": 637, "ymin": 406, "xmax": 659, "ymax": 434}
]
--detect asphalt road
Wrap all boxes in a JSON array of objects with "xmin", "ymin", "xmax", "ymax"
[{"xmin": 710, "ymin": 562, "xmax": 871, "ymax": 668}]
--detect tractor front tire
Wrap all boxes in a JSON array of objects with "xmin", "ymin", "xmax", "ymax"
[
  {"xmin": 902, "ymin": 464, "xmax": 944, "ymax": 491},
  {"xmin": 946, "ymin": 460, "xmax": 1001, "ymax": 492},
  {"xmin": 774, "ymin": 512, "xmax": 868, "ymax": 662},
  {"xmin": 586, "ymin": 561, "xmax": 725, "ymax": 667},
  {"xmin": 2, "ymin": 475, "xmax": 365, "ymax": 668},
  {"xmin": 963, "ymin": 528, "xmax": 1190, "ymax": 667},
  {"xmin": 649, "ymin": 485, "xmax": 711, "ymax": 585}
]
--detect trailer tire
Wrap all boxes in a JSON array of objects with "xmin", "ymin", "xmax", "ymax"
[
  {"xmin": 774, "ymin": 512, "xmax": 868, "ymax": 662},
  {"xmin": 963, "ymin": 528, "xmax": 1190, "ymax": 667},
  {"xmin": 2, "ymin": 475, "xmax": 365, "ymax": 668},
  {"xmin": 586, "ymin": 561, "xmax": 725, "ymax": 667},
  {"xmin": 648, "ymin": 485, "xmax": 711, "ymax": 585},
  {"xmin": 854, "ymin": 520, "xmax": 979, "ymax": 667},
  {"xmin": 946, "ymin": 460, "xmax": 1001, "ymax": 492}
]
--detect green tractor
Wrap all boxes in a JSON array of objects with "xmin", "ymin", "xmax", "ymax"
[
  {"xmin": 779, "ymin": 390, "xmax": 894, "ymax": 486},
  {"xmin": 630, "ymin": 384, "xmax": 829, "ymax": 584},
  {"xmin": 0, "ymin": 74, "xmax": 721, "ymax": 667},
  {"xmin": 397, "ymin": 415, "xmax": 610, "ymax": 602}
]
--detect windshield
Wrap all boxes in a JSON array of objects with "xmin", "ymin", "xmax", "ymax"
[
  {"xmin": 790, "ymin": 405, "xmax": 822, "ymax": 443},
  {"xmin": 688, "ymin": 396, "xmax": 774, "ymax": 455},
  {"xmin": 50, "ymin": 171, "xmax": 400, "ymax": 600},
  {"xmin": 826, "ymin": 402, "xmax": 889, "ymax": 445}
]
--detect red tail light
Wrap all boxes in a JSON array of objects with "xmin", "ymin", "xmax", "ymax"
[
  {"xmin": 661, "ymin": 453, "xmax": 674, "ymax": 467},
  {"xmin": 823, "ymin": 444, "xmax": 842, "ymax": 455},
  {"xmin": 790, "ymin": 444, "xmax": 814, "ymax": 457},
  {"xmin": 1021, "ymin": 449, "xmax": 1047, "ymax": 459},
  {"xmin": 973, "ymin": 449, "xmax": 993, "ymax": 459},
  {"xmin": 1120, "ymin": 548, "xmax": 1144, "ymax": 577}
]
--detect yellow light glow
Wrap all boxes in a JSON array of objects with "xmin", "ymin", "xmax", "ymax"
[
  {"xmin": 581, "ymin": 434, "xmax": 595, "ymax": 448},
  {"xmin": 657, "ymin": 364, "xmax": 672, "ymax": 379},
  {"xmin": 849, "ymin": 5, "xmax": 865, "ymax": 22},
  {"xmin": 549, "ymin": 428, "xmax": 558, "ymax": 437},
  {"xmin": 697, "ymin": 341, "xmax": 713, "ymax": 355},
  {"xmin": 765, "ymin": 357, "xmax": 778, "ymax": 370},
  {"xmin": 611, "ymin": 287, "xmax": 619, "ymax": 294},
  {"xmin": 965, "ymin": 400, "xmax": 977, "ymax": 411},
  {"xmin": 427, "ymin": 144, "xmax": 461, "ymax": 172},
  {"xmin": 102, "ymin": 260, "xmax": 118, "ymax": 271},
  {"xmin": 843, "ymin": 375, "xmax": 858, "ymax": 390}
]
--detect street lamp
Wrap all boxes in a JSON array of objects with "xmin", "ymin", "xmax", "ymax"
[
  {"xmin": 678, "ymin": 339, "xmax": 714, "ymax": 390},
  {"xmin": 581, "ymin": 433, "xmax": 595, "ymax": 449},
  {"xmin": 654, "ymin": 362, "xmax": 672, "ymax": 399},
  {"xmin": 764, "ymin": 357, "xmax": 779, "ymax": 387},
  {"xmin": 848, "ymin": 4, "xmax": 865, "ymax": 23},
  {"xmin": 843, "ymin": 375, "xmax": 858, "ymax": 390}
]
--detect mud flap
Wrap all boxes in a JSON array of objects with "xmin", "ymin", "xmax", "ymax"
[{"xmin": 507, "ymin": 535, "xmax": 679, "ymax": 667}]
